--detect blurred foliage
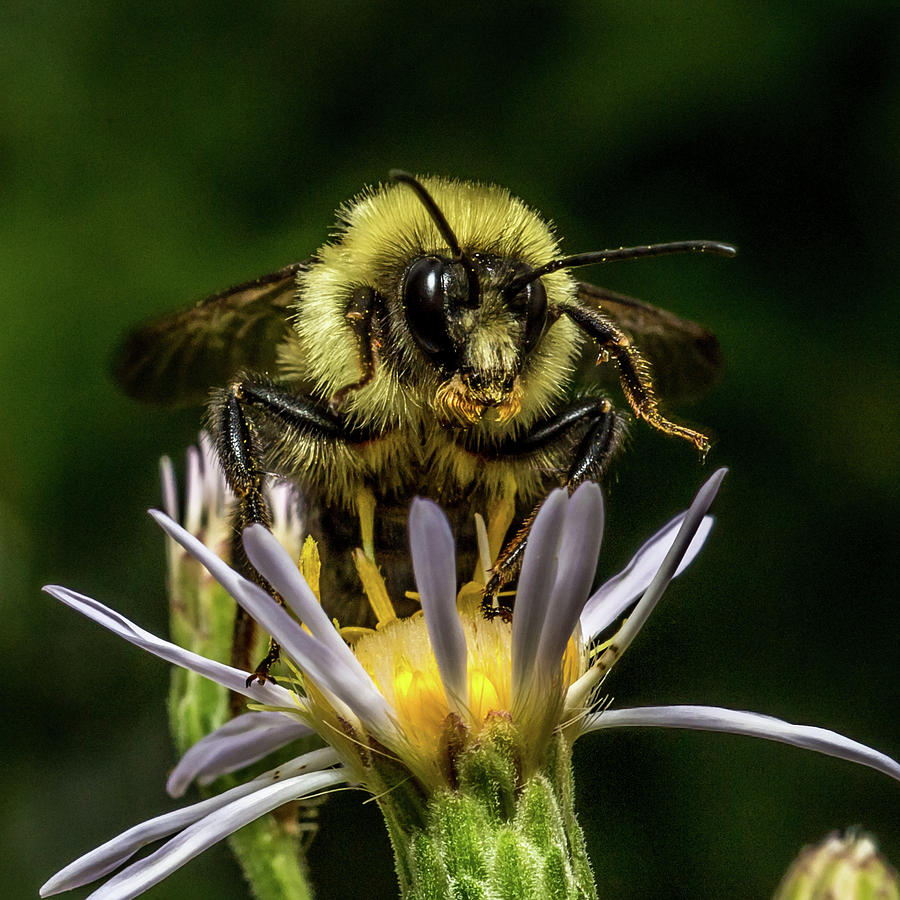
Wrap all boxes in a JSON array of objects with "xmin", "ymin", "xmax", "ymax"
[{"xmin": 2, "ymin": 1, "xmax": 898, "ymax": 898}]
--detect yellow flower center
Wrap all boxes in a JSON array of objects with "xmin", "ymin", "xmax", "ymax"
[
  {"xmin": 352, "ymin": 609, "xmax": 515, "ymax": 756},
  {"xmin": 300, "ymin": 535, "xmax": 587, "ymax": 784}
]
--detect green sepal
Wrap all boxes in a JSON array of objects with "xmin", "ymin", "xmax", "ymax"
[
  {"xmin": 432, "ymin": 793, "xmax": 490, "ymax": 884},
  {"xmin": 408, "ymin": 830, "xmax": 452, "ymax": 900},
  {"xmin": 227, "ymin": 815, "xmax": 316, "ymax": 900},
  {"xmin": 489, "ymin": 829, "xmax": 540, "ymax": 899},
  {"xmin": 456, "ymin": 714, "xmax": 520, "ymax": 823},
  {"xmin": 451, "ymin": 873, "xmax": 489, "ymax": 900},
  {"xmin": 387, "ymin": 727, "xmax": 596, "ymax": 899},
  {"xmin": 516, "ymin": 776, "xmax": 566, "ymax": 854}
]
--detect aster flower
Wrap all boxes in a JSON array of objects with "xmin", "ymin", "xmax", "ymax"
[{"xmin": 42, "ymin": 468, "xmax": 900, "ymax": 899}]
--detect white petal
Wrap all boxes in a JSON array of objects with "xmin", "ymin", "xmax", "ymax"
[
  {"xmin": 582, "ymin": 705, "xmax": 900, "ymax": 782},
  {"xmin": 511, "ymin": 488, "xmax": 568, "ymax": 700},
  {"xmin": 166, "ymin": 712, "xmax": 314, "ymax": 797},
  {"xmin": 199, "ymin": 432, "xmax": 230, "ymax": 521},
  {"xmin": 41, "ymin": 749, "xmax": 342, "ymax": 896},
  {"xmin": 536, "ymin": 483, "xmax": 605, "ymax": 673},
  {"xmin": 599, "ymin": 468, "xmax": 726, "ymax": 667},
  {"xmin": 183, "ymin": 445, "xmax": 204, "ymax": 536},
  {"xmin": 158, "ymin": 457, "xmax": 178, "ymax": 521},
  {"xmin": 265, "ymin": 478, "xmax": 290, "ymax": 528},
  {"xmin": 226, "ymin": 585, "xmax": 397, "ymax": 738},
  {"xmin": 580, "ymin": 514, "xmax": 714, "ymax": 638},
  {"xmin": 80, "ymin": 768, "xmax": 347, "ymax": 900},
  {"xmin": 409, "ymin": 499, "xmax": 468, "ymax": 710},
  {"xmin": 150, "ymin": 511, "xmax": 397, "ymax": 737},
  {"xmin": 42, "ymin": 586, "xmax": 294, "ymax": 708},
  {"xmin": 241, "ymin": 524, "xmax": 368, "ymax": 674},
  {"xmin": 266, "ymin": 479, "xmax": 304, "ymax": 546}
]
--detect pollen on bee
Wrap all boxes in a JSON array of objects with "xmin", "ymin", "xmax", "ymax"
[
  {"xmin": 493, "ymin": 376, "xmax": 525, "ymax": 424},
  {"xmin": 434, "ymin": 374, "xmax": 484, "ymax": 425}
]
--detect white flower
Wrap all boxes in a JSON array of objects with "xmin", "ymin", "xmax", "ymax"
[{"xmin": 41, "ymin": 469, "xmax": 900, "ymax": 899}]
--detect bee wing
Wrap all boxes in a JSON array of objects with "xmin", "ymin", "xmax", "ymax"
[
  {"xmin": 113, "ymin": 263, "xmax": 306, "ymax": 405},
  {"xmin": 576, "ymin": 281, "xmax": 722, "ymax": 401}
]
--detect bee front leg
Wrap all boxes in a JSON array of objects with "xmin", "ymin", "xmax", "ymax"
[
  {"xmin": 210, "ymin": 381, "xmax": 280, "ymax": 689},
  {"xmin": 481, "ymin": 398, "xmax": 627, "ymax": 616},
  {"xmin": 328, "ymin": 287, "xmax": 380, "ymax": 412},
  {"xmin": 210, "ymin": 376, "xmax": 352, "ymax": 687},
  {"xmin": 560, "ymin": 301, "xmax": 711, "ymax": 455}
]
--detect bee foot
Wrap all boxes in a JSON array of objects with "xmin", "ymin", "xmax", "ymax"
[
  {"xmin": 481, "ymin": 572, "xmax": 514, "ymax": 621},
  {"xmin": 245, "ymin": 642, "xmax": 280, "ymax": 687},
  {"xmin": 245, "ymin": 670, "xmax": 271, "ymax": 688}
]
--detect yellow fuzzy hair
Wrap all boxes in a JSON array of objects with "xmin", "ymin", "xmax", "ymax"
[{"xmin": 282, "ymin": 176, "xmax": 583, "ymax": 437}]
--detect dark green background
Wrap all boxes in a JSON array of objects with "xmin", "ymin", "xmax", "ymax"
[{"xmin": 4, "ymin": 2, "xmax": 898, "ymax": 898}]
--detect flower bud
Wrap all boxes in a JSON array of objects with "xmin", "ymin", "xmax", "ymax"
[{"xmin": 774, "ymin": 831, "xmax": 900, "ymax": 899}]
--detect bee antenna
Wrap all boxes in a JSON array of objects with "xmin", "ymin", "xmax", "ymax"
[
  {"xmin": 389, "ymin": 169, "xmax": 481, "ymax": 304},
  {"xmin": 507, "ymin": 240, "xmax": 737, "ymax": 292},
  {"xmin": 389, "ymin": 170, "xmax": 463, "ymax": 258}
]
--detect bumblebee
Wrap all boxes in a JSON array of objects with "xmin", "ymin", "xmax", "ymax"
[{"xmin": 116, "ymin": 171, "xmax": 733, "ymax": 665}]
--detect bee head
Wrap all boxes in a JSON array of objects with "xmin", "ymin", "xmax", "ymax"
[
  {"xmin": 293, "ymin": 172, "xmax": 735, "ymax": 433},
  {"xmin": 392, "ymin": 171, "xmax": 549, "ymax": 423}
]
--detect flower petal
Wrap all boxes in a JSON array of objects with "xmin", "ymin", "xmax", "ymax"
[
  {"xmin": 40, "ymin": 748, "xmax": 342, "ymax": 896},
  {"xmin": 511, "ymin": 488, "xmax": 568, "ymax": 700},
  {"xmin": 266, "ymin": 479, "xmax": 304, "ymax": 545},
  {"xmin": 74, "ymin": 768, "xmax": 347, "ymax": 900},
  {"xmin": 194, "ymin": 432, "xmax": 231, "ymax": 527},
  {"xmin": 241, "ymin": 524, "xmax": 367, "ymax": 673},
  {"xmin": 580, "ymin": 513, "xmax": 714, "ymax": 639},
  {"xmin": 219, "ymin": 584, "xmax": 397, "ymax": 738},
  {"xmin": 42, "ymin": 586, "xmax": 294, "ymax": 708},
  {"xmin": 582, "ymin": 705, "xmax": 900, "ymax": 782},
  {"xmin": 536, "ymin": 482, "xmax": 605, "ymax": 673},
  {"xmin": 158, "ymin": 457, "xmax": 178, "ymax": 521},
  {"xmin": 150, "ymin": 511, "xmax": 398, "ymax": 738},
  {"xmin": 166, "ymin": 712, "xmax": 315, "ymax": 798},
  {"xmin": 597, "ymin": 468, "xmax": 726, "ymax": 672},
  {"xmin": 409, "ymin": 498, "xmax": 468, "ymax": 710}
]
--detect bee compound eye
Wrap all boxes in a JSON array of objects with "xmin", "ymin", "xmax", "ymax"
[
  {"xmin": 520, "ymin": 278, "xmax": 548, "ymax": 354},
  {"xmin": 403, "ymin": 256, "xmax": 455, "ymax": 358}
]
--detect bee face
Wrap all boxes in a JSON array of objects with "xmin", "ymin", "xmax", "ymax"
[
  {"xmin": 292, "ymin": 175, "xmax": 578, "ymax": 431},
  {"xmin": 401, "ymin": 252, "xmax": 549, "ymax": 422}
]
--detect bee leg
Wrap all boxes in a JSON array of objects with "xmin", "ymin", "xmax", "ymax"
[
  {"xmin": 560, "ymin": 302, "xmax": 711, "ymax": 455},
  {"xmin": 329, "ymin": 287, "xmax": 380, "ymax": 411},
  {"xmin": 211, "ymin": 377, "xmax": 362, "ymax": 686},
  {"xmin": 481, "ymin": 398, "xmax": 626, "ymax": 617},
  {"xmin": 566, "ymin": 398, "xmax": 627, "ymax": 485},
  {"xmin": 211, "ymin": 382, "xmax": 280, "ymax": 691}
]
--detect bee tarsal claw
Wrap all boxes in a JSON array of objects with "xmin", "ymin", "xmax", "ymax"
[{"xmin": 481, "ymin": 570, "xmax": 514, "ymax": 621}]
